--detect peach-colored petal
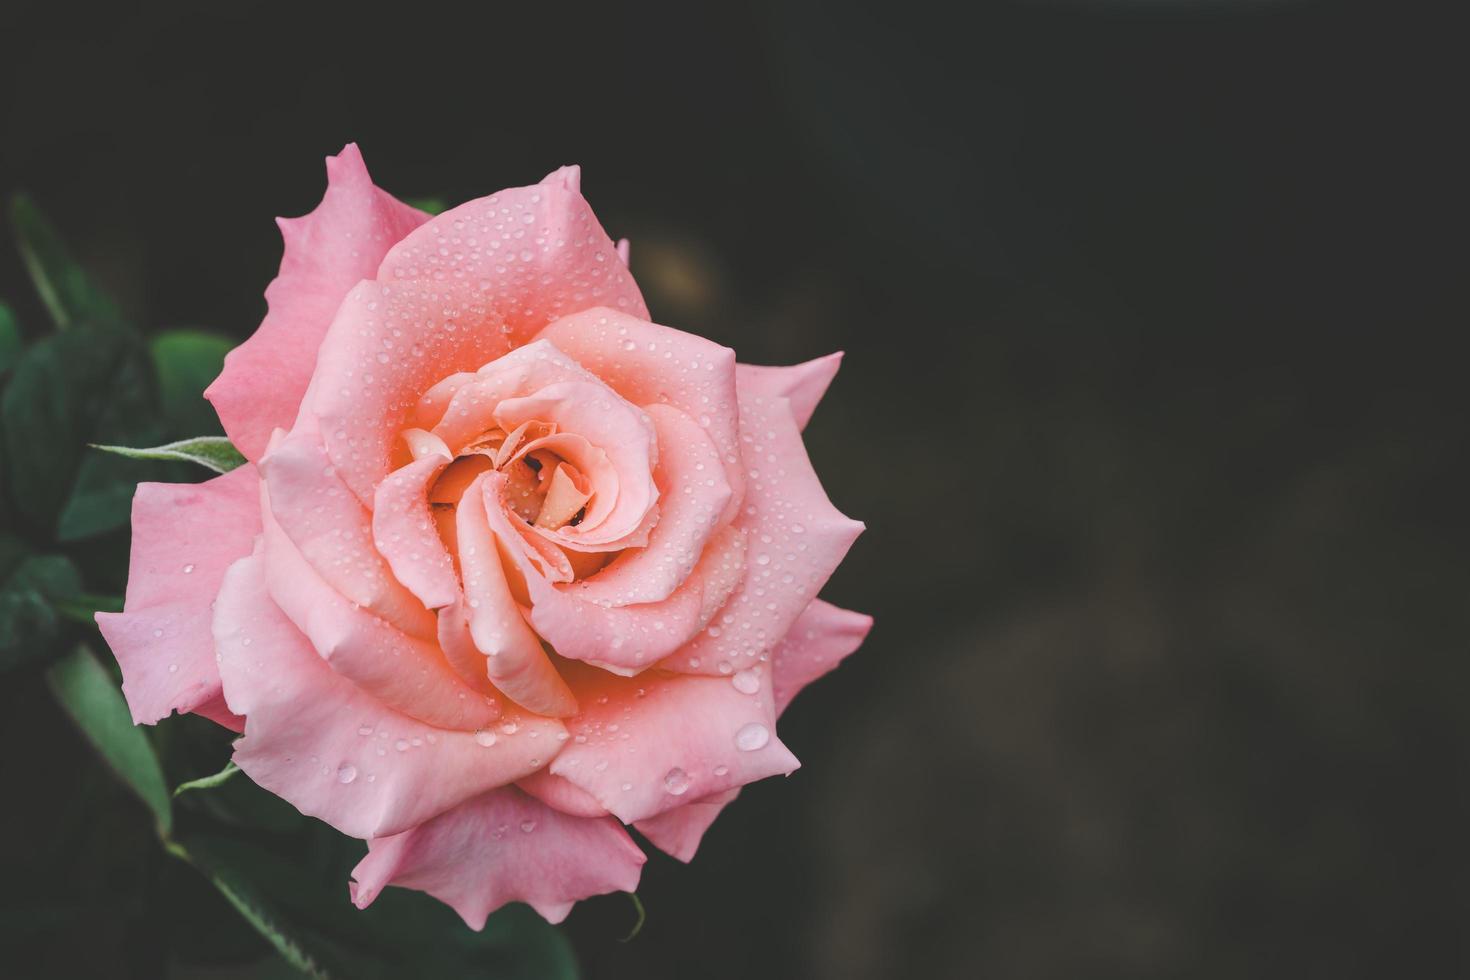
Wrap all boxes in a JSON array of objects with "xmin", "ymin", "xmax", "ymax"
[
  {"xmin": 635, "ymin": 599, "xmax": 871, "ymax": 861},
  {"xmin": 428, "ymin": 340, "xmax": 591, "ymax": 452},
  {"xmin": 456, "ymin": 476, "xmax": 578, "ymax": 717},
  {"xmin": 735, "ymin": 352, "xmax": 844, "ymax": 431},
  {"xmin": 95, "ymin": 465, "xmax": 261, "ymax": 725},
  {"xmin": 312, "ymin": 170, "xmax": 647, "ymax": 505},
  {"xmin": 260, "ymin": 420, "xmax": 436, "ymax": 641},
  {"xmin": 495, "ymin": 479, "xmax": 747, "ymax": 673},
  {"xmin": 205, "ymin": 145, "xmax": 427, "ymax": 461},
  {"xmin": 516, "ymin": 769, "xmax": 610, "ymax": 818},
  {"xmin": 494, "ymin": 381, "xmax": 658, "ymax": 546},
  {"xmin": 350, "ymin": 786, "xmax": 644, "ymax": 927},
  {"xmin": 535, "ymin": 308, "xmax": 743, "ymax": 523},
  {"xmin": 259, "ymin": 491, "xmax": 499, "ymax": 730},
  {"xmin": 372, "ymin": 453, "xmax": 460, "ymax": 611},
  {"xmin": 214, "ymin": 553, "xmax": 565, "ymax": 839},
  {"xmin": 660, "ymin": 382, "xmax": 864, "ymax": 677},
  {"xmin": 567, "ymin": 404, "xmax": 731, "ymax": 606},
  {"xmin": 548, "ymin": 662, "xmax": 798, "ymax": 824}
]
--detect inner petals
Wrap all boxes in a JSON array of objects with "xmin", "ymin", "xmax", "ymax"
[{"xmin": 535, "ymin": 463, "xmax": 592, "ymax": 531}]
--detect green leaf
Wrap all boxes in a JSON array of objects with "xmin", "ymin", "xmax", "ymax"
[
  {"xmin": 92, "ymin": 436, "xmax": 245, "ymax": 475},
  {"xmin": 0, "ymin": 302, "xmax": 20, "ymax": 375},
  {"xmin": 175, "ymin": 760, "xmax": 241, "ymax": 797},
  {"xmin": 174, "ymin": 831, "xmax": 578, "ymax": 979},
  {"xmin": 167, "ymin": 837, "xmax": 338, "ymax": 979},
  {"xmin": 151, "ymin": 330, "xmax": 232, "ymax": 435},
  {"xmin": 52, "ymin": 592, "xmax": 123, "ymax": 624},
  {"xmin": 8, "ymin": 194, "xmax": 122, "ymax": 330},
  {"xmin": 45, "ymin": 644, "xmax": 172, "ymax": 835},
  {"xmin": 1, "ymin": 321, "xmax": 139, "ymax": 534},
  {"xmin": 407, "ymin": 196, "xmax": 449, "ymax": 216},
  {"xmin": 0, "ymin": 552, "xmax": 83, "ymax": 671}
]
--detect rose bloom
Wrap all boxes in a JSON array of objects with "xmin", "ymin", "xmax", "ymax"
[{"xmin": 97, "ymin": 145, "xmax": 869, "ymax": 926}]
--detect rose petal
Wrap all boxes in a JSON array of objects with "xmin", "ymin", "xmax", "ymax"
[
  {"xmin": 635, "ymin": 599, "xmax": 870, "ymax": 860},
  {"xmin": 350, "ymin": 786, "xmax": 644, "ymax": 927},
  {"xmin": 516, "ymin": 769, "xmax": 610, "ymax": 818},
  {"xmin": 548, "ymin": 662, "xmax": 798, "ymax": 824},
  {"xmin": 260, "ymin": 488, "xmax": 500, "ymax": 730},
  {"xmin": 535, "ymin": 308, "xmax": 743, "ymax": 523},
  {"xmin": 567, "ymin": 404, "xmax": 731, "ymax": 606},
  {"xmin": 214, "ymin": 553, "xmax": 566, "ymax": 839},
  {"xmin": 456, "ymin": 475, "xmax": 578, "ymax": 717},
  {"xmin": 314, "ymin": 169, "xmax": 647, "ymax": 505},
  {"xmin": 735, "ymin": 352, "xmax": 844, "ymax": 431},
  {"xmin": 95, "ymin": 465, "xmax": 261, "ymax": 725},
  {"xmin": 372, "ymin": 452, "xmax": 460, "ymax": 611},
  {"xmin": 494, "ymin": 381, "xmax": 658, "ymax": 546},
  {"xmin": 206, "ymin": 144, "xmax": 428, "ymax": 461},
  {"xmin": 260, "ymin": 419, "xmax": 436, "ymax": 641},
  {"xmin": 659, "ymin": 382, "xmax": 864, "ymax": 676}
]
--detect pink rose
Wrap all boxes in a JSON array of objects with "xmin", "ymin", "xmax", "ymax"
[{"xmin": 97, "ymin": 145, "xmax": 869, "ymax": 926}]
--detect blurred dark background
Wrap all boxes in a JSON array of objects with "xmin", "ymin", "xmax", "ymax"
[{"xmin": 2, "ymin": 0, "xmax": 1463, "ymax": 977}]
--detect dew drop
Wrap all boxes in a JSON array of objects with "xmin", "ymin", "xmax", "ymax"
[
  {"xmin": 475, "ymin": 729, "xmax": 497, "ymax": 747},
  {"xmin": 734, "ymin": 723, "xmax": 770, "ymax": 751},
  {"xmin": 731, "ymin": 669, "xmax": 760, "ymax": 695},
  {"xmin": 336, "ymin": 763, "xmax": 358, "ymax": 784},
  {"xmin": 663, "ymin": 767, "xmax": 691, "ymax": 796}
]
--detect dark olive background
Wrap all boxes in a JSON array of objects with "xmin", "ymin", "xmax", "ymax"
[{"xmin": 1, "ymin": 0, "xmax": 1463, "ymax": 977}]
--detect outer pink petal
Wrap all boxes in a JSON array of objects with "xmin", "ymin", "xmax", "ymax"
[
  {"xmin": 205, "ymin": 144, "xmax": 428, "ymax": 461},
  {"xmin": 735, "ymin": 352, "xmax": 844, "ymax": 431},
  {"xmin": 660, "ymin": 381, "xmax": 864, "ymax": 677},
  {"xmin": 635, "ymin": 599, "xmax": 871, "ymax": 860},
  {"xmin": 213, "ymin": 553, "xmax": 566, "ymax": 839},
  {"xmin": 549, "ymin": 662, "xmax": 798, "ymax": 824},
  {"xmin": 350, "ymin": 786, "xmax": 645, "ymax": 927},
  {"xmin": 95, "ymin": 466, "xmax": 261, "ymax": 725},
  {"xmin": 632, "ymin": 788, "xmax": 739, "ymax": 863},
  {"xmin": 535, "ymin": 308, "xmax": 743, "ymax": 523},
  {"xmin": 260, "ymin": 420, "xmax": 436, "ymax": 641},
  {"xmin": 314, "ymin": 170, "xmax": 647, "ymax": 505},
  {"xmin": 259, "ymin": 490, "xmax": 500, "ymax": 731},
  {"xmin": 567, "ymin": 404, "xmax": 732, "ymax": 606}
]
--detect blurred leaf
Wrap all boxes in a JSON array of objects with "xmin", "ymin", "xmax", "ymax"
[
  {"xmin": 52, "ymin": 592, "xmax": 123, "ymax": 623},
  {"xmin": 45, "ymin": 644, "xmax": 172, "ymax": 835},
  {"xmin": 1, "ymin": 321, "xmax": 138, "ymax": 535},
  {"xmin": 169, "ymin": 837, "xmax": 339, "ymax": 979},
  {"xmin": 151, "ymin": 329, "xmax": 232, "ymax": 434},
  {"xmin": 407, "ymin": 196, "xmax": 449, "ymax": 215},
  {"xmin": 173, "ymin": 831, "xmax": 577, "ymax": 979},
  {"xmin": 0, "ymin": 301, "xmax": 20, "ymax": 374},
  {"xmin": 175, "ymin": 760, "xmax": 241, "ymax": 797},
  {"xmin": 0, "ymin": 552, "xmax": 83, "ymax": 671},
  {"xmin": 8, "ymin": 194, "xmax": 122, "ymax": 330},
  {"xmin": 56, "ymin": 340, "xmax": 178, "ymax": 542},
  {"xmin": 93, "ymin": 435, "xmax": 245, "ymax": 475}
]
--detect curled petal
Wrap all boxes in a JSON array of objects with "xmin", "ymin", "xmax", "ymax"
[
  {"xmin": 456, "ymin": 476, "xmax": 578, "ymax": 717},
  {"xmin": 96, "ymin": 466, "xmax": 261, "ymax": 725},
  {"xmin": 635, "ymin": 599, "xmax": 870, "ymax": 860},
  {"xmin": 567, "ymin": 404, "xmax": 731, "ymax": 606},
  {"xmin": 214, "ymin": 553, "xmax": 566, "ymax": 839},
  {"xmin": 516, "ymin": 769, "xmax": 610, "ymax": 818},
  {"xmin": 206, "ymin": 144, "xmax": 428, "ymax": 461},
  {"xmin": 549, "ymin": 662, "xmax": 798, "ymax": 824},
  {"xmin": 260, "ymin": 491, "xmax": 500, "ymax": 730},
  {"xmin": 660, "ymin": 383, "xmax": 863, "ymax": 677},
  {"xmin": 735, "ymin": 352, "xmax": 844, "ymax": 431},
  {"xmin": 260, "ymin": 420, "xmax": 436, "ymax": 641},
  {"xmin": 372, "ymin": 452, "xmax": 460, "ymax": 611},
  {"xmin": 350, "ymin": 786, "xmax": 645, "ymax": 927},
  {"xmin": 536, "ymin": 308, "xmax": 743, "ymax": 523}
]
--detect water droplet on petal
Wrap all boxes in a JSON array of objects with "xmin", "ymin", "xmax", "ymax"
[
  {"xmin": 663, "ymin": 767, "xmax": 691, "ymax": 795},
  {"xmin": 732, "ymin": 669, "xmax": 760, "ymax": 695},
  {"xmin": 735, "ymin": 723, "xmax": 770, "ymax": 751},
  {"xmin": 336, "ymin": 763, "xmax": 358, "ymax": 784}
]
